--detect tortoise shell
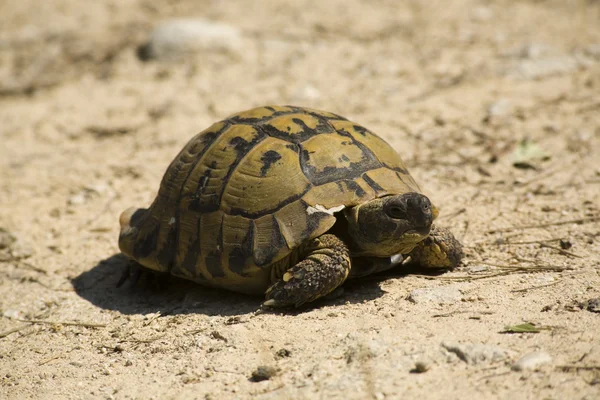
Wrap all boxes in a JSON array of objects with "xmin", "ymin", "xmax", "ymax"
[{"xmin": 119, "ymin": 105, "xmax": 421, "ymax": 294}]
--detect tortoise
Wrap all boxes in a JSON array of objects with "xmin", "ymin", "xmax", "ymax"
[{"xmin": 118, "ymin": 105, "xmax": 462, "ymax": 307}]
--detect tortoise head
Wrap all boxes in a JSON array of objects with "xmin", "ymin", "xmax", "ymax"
[{"xmin": 344, "ymin": 192, "xmax": 438, "ymax": 257}]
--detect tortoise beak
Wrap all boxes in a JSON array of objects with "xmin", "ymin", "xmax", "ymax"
[{"xmin": 431, "ymin": 204, "xmax": 439, "ymax": 221}]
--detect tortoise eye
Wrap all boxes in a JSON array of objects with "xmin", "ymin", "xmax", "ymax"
[{"xmin": 386, "ymin": 206, "xmax": 407, "ymax": 219}]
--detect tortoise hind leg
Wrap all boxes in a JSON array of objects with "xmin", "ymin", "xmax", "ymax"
[
  {"xmin": 117, "ymin": 260, "xmax": 170, "ymax": 290},
  {"xmin": 408, "ymin": 225, "xmax": 463, "ymax": 269},
  {"xmin": 264, "ymin": 234, "xmax": 351, "ymax": 308}
]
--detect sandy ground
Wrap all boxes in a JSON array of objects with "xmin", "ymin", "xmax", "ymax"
[{"xmin": 1, "ymin": 0, "xmax": 600, "ymax": 399}]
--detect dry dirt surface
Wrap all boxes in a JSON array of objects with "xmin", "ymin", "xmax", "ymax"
[{"xmin": 1, "ymin": 0, "xmax": 600, "ymax": 399}]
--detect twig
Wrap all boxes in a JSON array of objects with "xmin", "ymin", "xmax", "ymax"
[
  {"xmin": 143, "ymin": 307, "xmax": 178, "ymax": 326},
  {"xmin": 514, "ymin": 167, "xmax": 560, "ymax": 187},
  {"xmin": 538, "ymin": 243, "xmax": 583, "ymax": 258},
  {"xmin": 418, "ymin": 262, "xmax": 570, "ymax": 282},
  {"xmin": 39, "ymin": 355, "xmax": 62, "ymax": 366},
  {"xmin": 443, "ymin": 271, "xmax": 514, "ymax": 281},
  {"xmin": 478, "ymin": 371, "xmax": 511, "ymax": 381},
  {"xmin": 460, "ymin": 124, "xmax": 494, "ymax": 141},
  {"xmin": 433, "ymin": 310, "xmax": 468, "ymax": 318},
  {"xmin": 85, "ymin": 124, "xmax": 143, "ymax": 139},
  {"xmin": 557, "ymin": 365, "xmax": 600, "ymax": 372},
  {"xmin": 511, "ymin": 256, "xmax": 539, "ymax": 264},
  {"xmin": 577, "ymin": 349, "xmax": 592, "ymax": 363},
  {"xmin": 511, "ymin": 280, "xmax": 562, "ymax": 293},
  {"xmin": 17, "ymin": 260, "xmax": 48, "ymax": 274},
  {"xmin": 185, "ymin": 328, "xmax": 207, "ymax": 335},
  {"xmin": 491, "ymin": 263, "xmax": 569, "ymax": 272},
  {"xmin": 432, "ymin": 310, "xmax": 494, "ymax": 318},
  {"xmin": 488, "ymin": 238, "xmax": 563, "ymax": 246},
  {"xmin": 250, "ymin": 383, "xmax": 285, "ymax": 396},
  {"xmin": 0, "ymin": 324, "xmax": 32, "ymax": 339},
  {"xmin": 119, "ymin": 335, "xmax": 164, "ymax": 344},
  {"xmin": 21, "ymin": 276, "xmax": 72, "ymax": 291},
  {"xmin": 413, "ymin": 271, "xmax": 513, "ymax": 281},
  {"xmin": 486, "ymin": 216, "xmax": 600, "ymax": 233},
  {"xmin": 12, "ymin": 318, "xmax": 106, "ymax": 328}
]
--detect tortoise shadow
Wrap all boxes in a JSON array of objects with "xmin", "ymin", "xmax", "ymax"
[
  {"xmin": 72, "ymin": 254, "xmax": 260, "ymax": 317},
  {"xmin": 72, "ymin": 253, "xmax": 403, "ymax": 316}
]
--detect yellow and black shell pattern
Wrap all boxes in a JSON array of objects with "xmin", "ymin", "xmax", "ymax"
[{"xmin": 118, "ymin": 106, "xmax": 420, "ymax": 294}]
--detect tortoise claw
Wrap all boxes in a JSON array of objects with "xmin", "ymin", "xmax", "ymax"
[{"xmin": 262, "ymin": 299, "xmax": 277, "ymax": 308}]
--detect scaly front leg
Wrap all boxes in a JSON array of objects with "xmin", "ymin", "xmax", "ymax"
[
  {"xmin": 407, "ymin": 225, "xmax": 463, "ymax": 269},
  {"xmin": 263, "ymin": 234, "xmax": 351, "ymax": 308}
]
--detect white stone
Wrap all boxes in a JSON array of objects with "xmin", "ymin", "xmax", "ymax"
[
  {"xmin": 512, "ymin": 56, "xmax": 579, "ymax": 80},
  {"xmin": 68, "ymin": 192, "xmax": 87, "ymax": 205},
  {"xmin": 290, "ymin": 84, "xmax": 321, "ymax": 102},
  {"xmin": 140, "ymin": 19, "xmax": 243, "ymax": 61},
  {"xmin": 487, "ymin": 99, "xmax": 511, "ymax": 117},
  {"xmin": 512, "ymin": 351, "xmax": 552, "ymax": 371}
]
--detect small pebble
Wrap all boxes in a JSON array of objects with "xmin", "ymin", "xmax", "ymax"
[
  {"xmin": 250, "ymin": 365, "xmax": 278, "ymax": 382},
  {"xmin": 487, "ymin": 99, "xmax": 511, "ymax": 118},
  {"xmin": 586, "ymin": 298, "xmax": 600, "ymax": 313},
  {"xmin": 68, "ymin": 192, "xmax": 87, "ymax": 205},
  {"xmin": 413, "ymin": 360, "xmax": 431, "ymax": 373},
  {"xmin": 3, "ymin": 309, "xmax": 22, "ymax": 319},
  {"xmin": 275, "ymin": 348, "xmax": 291, "ymax": 358},
  {"xmin": 290, "ymin": 84, "xmax": 321, "ymax": 102},
  {"xmin": 210, "ymin": 331, "xmax": 228, "ymax": 342},
  {"xmin": 0, "ymin": 228, "xmax": 16, "ymax": 250}
]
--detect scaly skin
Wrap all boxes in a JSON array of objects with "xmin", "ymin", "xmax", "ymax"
[
  {"xmin": 408, "ymin": 225, "xmax": 463, "ymax": 269},
  {"xmin": 263, "ymin": 226, "xmax": 462, "ymax": 308},
  {"xmin": 264, "ymin": 234, "xmax": 351, "ymax": 308}
]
